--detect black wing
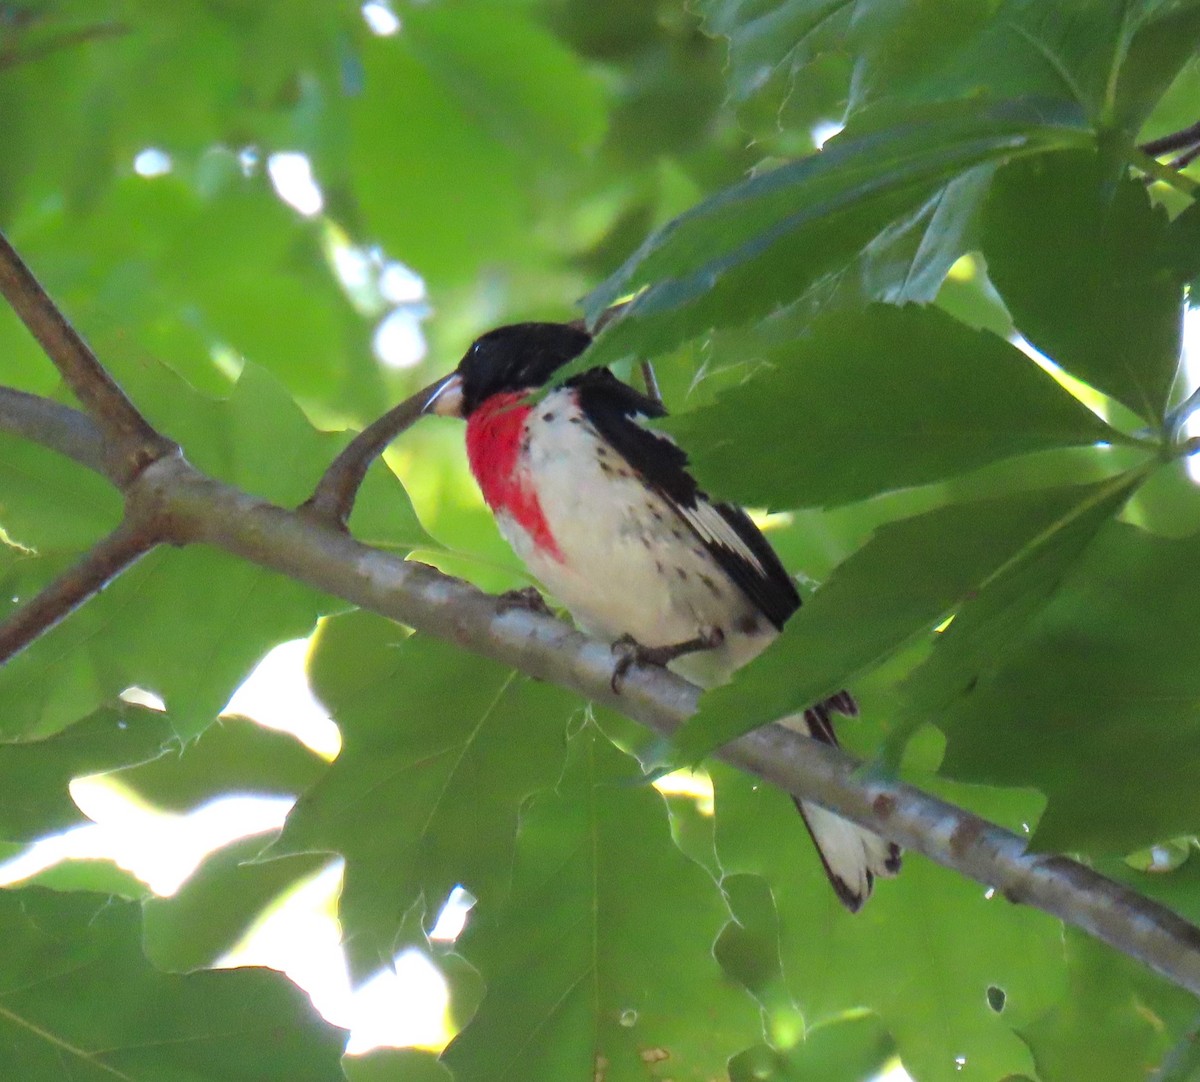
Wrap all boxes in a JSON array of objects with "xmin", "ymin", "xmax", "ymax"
[{"xmin": 571, "ymin": 368, "xmax": 800, "ymax": 630}]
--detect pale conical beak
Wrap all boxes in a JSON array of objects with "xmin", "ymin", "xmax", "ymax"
[{"xmin": 423, "ymin": 372, "xmax": 464, "ymax": 417}]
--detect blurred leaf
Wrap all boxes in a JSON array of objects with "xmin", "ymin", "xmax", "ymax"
[
  {"xmin": 113, "ymin": 715, "xmax": 327, "ymax": 813},
  {"xmin": 443, "ymin": 725, "xmax": 760, "ymax": 1082},
  {"xmin": 676, "ymin": 475, "xmax": 1144, "ymax": 761},
  {"xmin": 983, "ymin": 150, "xmax": 1190, "ymax": 425},
  {"xmin": 0, "ymin": 704, "xmax": 173, "ymax": 841},
  {"xmin": 583, "ymin": 99, "xmax": 1090, "ymax": 367},
  {"xmin": 729, "ymin": 1013, "xmax": 895, "ymax": 1082},
  {"xmin": 275, "ymin": 612, "xmax": 571, "ymax": 977},
  {"xmin": 668, "ymin": 304, "xmax": 1119, "ymax": 510},
  {"xmin": 713, "ymin": 766, "xmax": 1064, "ymax": 1082},
  {"xmin": 351, "ymin": 2, "xmax": 603, "ymax": 294},
  {"xmin": 0, "ymin": 886, "xmax": 347, "ymax": 1079},
  {"xmin": 342, "ymin": 1049, "xmax": 453, "ymax": 1082},
  {"xmin": 940, "ymin": 521, "xmax": 1200, "ymax": 855},
  {"xmin": 142, "ymin": 834, "xmax": 328, "ymax": 972},
  {"xmin": 1020, "ymin": 928, "xmax": 1195, "ymax": 1082}
]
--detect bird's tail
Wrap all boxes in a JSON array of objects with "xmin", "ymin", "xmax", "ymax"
[{"xmin": 788, "ymin": 693, "xmax": 901, "ymax": 912}]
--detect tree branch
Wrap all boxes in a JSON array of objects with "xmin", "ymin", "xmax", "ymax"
[
  {"xmin": 302, "ymin": 377, "xmax": 448, "ymax": 528},
  {"xmin": 0, "ymin": 517, "xmax": 161, "ymax": 665},
  {"xmin": 5, "ymin": 397, "xmax": 1200, "ymax": 997},
  {"xmin": 3, "ymin": 395, "xmax": 1200, "ymax": 992},
  {"xmin": 128, "ymin": 449, "xmax": 1200, "ymax": 997},
  {"xmin": 0, "ymin": 386, "xmax": 115, "ymax": 481},
  {"xmin": 0, "ymin": 232, "xmax": 177, "ymax": 484},
  {"xmin": 1142, "ymin": 120, "xmax": 1200, "ymax": 157}
]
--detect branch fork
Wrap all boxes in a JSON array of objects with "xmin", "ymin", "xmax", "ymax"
[{"xmin": 2, "ymin": 228, "xmax": 1200, "ymax": 999}]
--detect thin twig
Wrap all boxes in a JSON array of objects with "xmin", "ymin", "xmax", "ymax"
[
  {"xmin": 301, "ymin": 376, "xmax": 449, "ymax": 528},
  {"xmin": 0, "ymin": 518, "xmax": 160, "ymax": 665},
  {"xmin": 1142, "ymin": 120, "xmax": 1200, "ymax": 157},
  {"xmin": 0, "ymin": 386, "xmax": 114, "ymax": 481},
  {"xmin": 0, "ymin": 231, "xmax": 177, "ymax": 484},
  {"xmin": 0, "ymin": 21, "xmax": 129, "ymax": 73},
  {"xmin": 1172, "ymin": 143, "xmax": 1200, "ymax": 173}
]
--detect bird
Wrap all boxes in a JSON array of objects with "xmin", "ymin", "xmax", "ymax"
[{"xmin": 426, "ymin": 320, "xmax": 900, "ymax": 910}]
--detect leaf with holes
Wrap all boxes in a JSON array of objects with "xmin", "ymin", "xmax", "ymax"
[{"xmin": 443, "ymin": 725, "xmax": 760, "ymax": 1082}]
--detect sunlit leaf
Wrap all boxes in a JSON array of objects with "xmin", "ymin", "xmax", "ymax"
[
  {"xmin": 0, "ymin": 886, "xmax": 347, "ymax": 1080},
  {"xmin": 275, "ymin": 612, "xmax": 571, "ymax": 978},
  {"xmin": 0, "ymin": 704, "xmax": 173, "ymax": 842},
  {"xmin": 983, "ymin": 150, "xmax": 1190, "ymax": 424},
  {"xmin": 443, "ymin": 725, "xmax": 760, "ymax": 1082},
  {"xmin": 142, "ymin": 835, "xmax": 329, "ymax": 973}
]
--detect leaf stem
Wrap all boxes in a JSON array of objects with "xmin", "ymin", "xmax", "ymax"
[{"xmin": 0, "ymin": 518, "xmax": 161, "ymax": 666}]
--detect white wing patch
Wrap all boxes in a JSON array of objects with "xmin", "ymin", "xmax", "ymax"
[
  {"xmin": 678, "ymin": 502, "xmax": 766, "ymax": 575},
  {"xmin": 631, "ymin": 415, "xmax": 769, "ymax": 578}
]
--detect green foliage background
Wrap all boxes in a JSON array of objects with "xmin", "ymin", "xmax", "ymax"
[{"xmin": 2, "ymin": 1, "xmax": 1200, "ymax": 1079}]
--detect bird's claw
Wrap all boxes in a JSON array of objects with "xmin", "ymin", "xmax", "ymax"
[
  {"xmin": 497, "ymin": 586, "xmax": 553, "ymax": 617},
  {"xmin": 609, "ymin": 627, "xmax": 725, "ymax": 694}
]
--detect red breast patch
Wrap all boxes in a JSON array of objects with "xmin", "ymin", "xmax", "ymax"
[{"xmin": 465, "ymin": 392, "xmax": 563, "ymax": 561}]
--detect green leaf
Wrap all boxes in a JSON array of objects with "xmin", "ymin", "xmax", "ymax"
[
  {"xmin": 0, "ymin": 705, "xmax": 173, "ymax": 842},
  {"xmin": 982, "ymin": 150, "xmax": 1188, "ymax": 425},
  {"xmin": 675, "ymin": 475, "xmax": 1144, "ymax": 761},
  {"xmin": 0, "ymin": 361, "xmax": 427, "ymax": 740},
  {"xmin": 713, "ymin": 766, "xmax": 1064, "ymax": 1082},
  {"xmin": 342, "ymin": 1049, "xmax": 453, "ymax": 1082},
  {"xmin": 0, "ymin": 886, "xmax": 347, "ymax": 1080},
  {"xmin": 142, "ymin": 835, "xmax": 328, "ymax": 972},
  {"xmin": 127, "ymin": 362, "xmax": 428, "ymax": 549},
  {"xmin": 694, "ymin": 0, "xmax": 855, "ymax": 105},
  {"xmin": 729, "ymin": 1013, "xmax": 895, "ymax": 1082},
  {"xmin": 275, "ymin": 612, "xmax": 571, "ymax": 977},
  {"xmin": 940, "ymin": 521, "xmax": 1200, "ymax": 855},
  {"xmin": 113, "ymin": 715, "xmax": 327, "ymax": 814},
  {"xmin": 898, "ymin": 464, "xmax": 1151, "ymax": 737},
  {"xmin": 351, "ymin": 2, "xmax": 604, "ymax": 294},
  {"xmin": 1019, "ymin": 928, "xmax": 1196, "ymax": 1082},
  {"xmin": 667, "ymin": 304, "xmax": 1119, "ymax": 510},
  {"xmin": 583, "ymin": 99, "xmax": 1090, "ymax": 368},
  {"xmin": 0, "ymin": 544, "xmax": 326, "ymax": 741},
  {"xmin": 443, "ymin": 725, "xmax": 760, "ymax": 1082},
  {"xmin": 0, "ymin": 430, "xmax": 120, "ymax": 553},
  {"xmin": 923, "ymin": 0, "xmax": 1200, "ymax": 134}
]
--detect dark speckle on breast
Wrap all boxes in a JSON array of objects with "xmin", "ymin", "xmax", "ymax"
[
  {"xmin": 542, "ymin": 411, "xmax": 555, "ymax": 422},
  {"xmin": 675, "ymin": 567, "xmax": 688, "ymax": 581},
  {"xmin": 699, "ymin": 574, "xmax": 722, "ymax": 597}
]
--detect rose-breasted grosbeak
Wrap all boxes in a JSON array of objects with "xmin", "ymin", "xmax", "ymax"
[{"xmin": 428, "ymin": 321, "xmax": 900, "ymax": 910}]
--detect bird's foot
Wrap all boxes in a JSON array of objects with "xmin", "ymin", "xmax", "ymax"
[
  {"xmin": 610, "ymin": 626, "xmax": 725, "ymax": 693},
  {"xmin": 497, "ymin": 586, "xmax": 553, "ymax": 617}
]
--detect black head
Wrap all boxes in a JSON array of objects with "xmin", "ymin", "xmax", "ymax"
[{"xmin": 453, "ymin": 322, "xmax": 592, "ymax": 415}]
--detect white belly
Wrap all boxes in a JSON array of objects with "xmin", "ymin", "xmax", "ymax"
[{"xmin": 496, "ymin": 392, "xmax": 776, "ymax": 687}]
